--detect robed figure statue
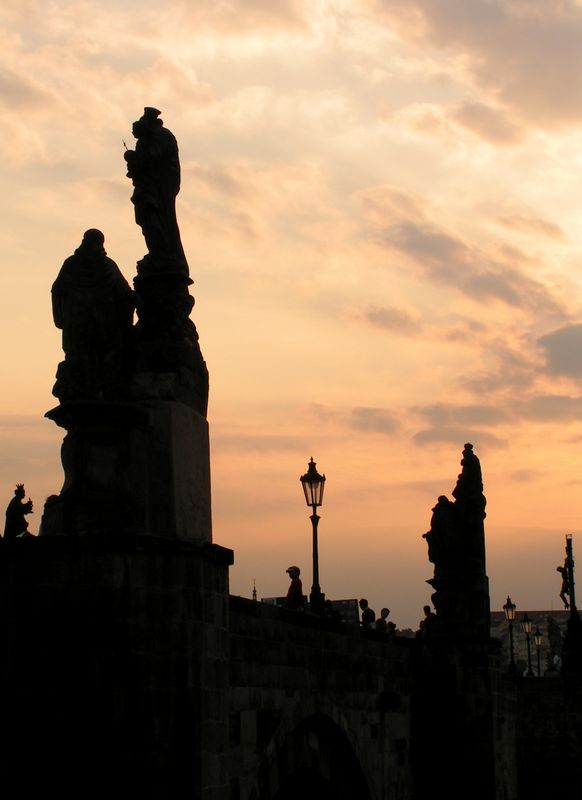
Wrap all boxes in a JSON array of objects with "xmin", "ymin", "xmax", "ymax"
[
  {"xmin": 124, "ymin": 107, "xmax": 187, "ymax": 274},
  {"xmin": 51, "ymin": 229, "xmax": 134, "ymax": 401}
]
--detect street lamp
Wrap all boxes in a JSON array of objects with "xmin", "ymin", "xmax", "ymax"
[
  {"xmin": 503, "ymin": 596, "xmax": 517, "ymax": 673},
  {"xmin": 299, "ymin": 457, "xmax": 326, "ymax": 615},
  {"xmin": 522, "ymin": 612, "xmax": 534, "ymax": 677},
  {"xmin": 534, "ymin": 626, "xmax": 543, "ymax": 677}
]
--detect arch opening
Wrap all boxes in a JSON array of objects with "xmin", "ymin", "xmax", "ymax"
[{"xmin": 257, "ymin": 713, "xmax": 371, "ymax": 800}]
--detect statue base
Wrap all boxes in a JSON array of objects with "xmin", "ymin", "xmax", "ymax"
[
  {"xmin": 427, "ymin": 573, "xmax": 491, "ymax": 641},
  {"xmin": 43, "ymin": 399, "xmax": 211, "ymax": 542}
]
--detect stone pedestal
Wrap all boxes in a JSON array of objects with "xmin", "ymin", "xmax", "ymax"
[
  {"xmin": 43, "ymin": 399, "xmax": 211, "ymax": 542},
  {"xmin": 428, "ymin": 573, "xmax": 491, "ymax": 641},
  {"xmin": 411, "ymin": 640, "xmax": 508, "ymax": 800},
  {"xmin": 0, "ymin": 537, "xmax": 233, "ymax": 799}
]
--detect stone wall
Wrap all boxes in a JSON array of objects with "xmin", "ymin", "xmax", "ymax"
[
  {"xmin": 2, "ymin": 535, "xmax": 580, "ymax": 800},
  {"xmin": 516, "ymin": 676, "xmax": 582, "ymax": 799},
  {"xmin": 228, "ymin": 596, "xmax": 413, "ymax": 800},
  {"xmin": 0, "ymin": 536, "xmax": 233, "ymax": 800}
]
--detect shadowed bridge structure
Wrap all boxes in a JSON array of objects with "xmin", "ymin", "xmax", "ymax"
[{"xmin": 1, "ymin": 109, "xmax": 581, "ymax": 800}]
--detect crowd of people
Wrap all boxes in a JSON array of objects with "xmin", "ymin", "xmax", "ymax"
[{"xmin": 282, "ymin": 564, "xmax": 436, "ymax": 637}]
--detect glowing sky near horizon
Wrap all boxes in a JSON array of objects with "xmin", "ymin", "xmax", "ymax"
[{"xmin": 2, "ymin": 0, "xmax": 582, "ymax": 626}]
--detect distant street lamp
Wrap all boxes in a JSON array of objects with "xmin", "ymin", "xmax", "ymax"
[
  {"xmin": 503, "ymin": 596, "xmax": 517, "ymax": 673},
  {"xmin": 522, "ymin": 613, "xmax": 534, "ymax": 677},
  {"xmin": 300, "ymin": 458, "xmax": 326, "ymax": 615},
  {"xmin": 534, "ymin": 626, "xmax": 543, "ymax": 677}
]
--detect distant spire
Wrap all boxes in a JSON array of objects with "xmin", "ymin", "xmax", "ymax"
[{"xmin": 252, "ymin": 579, "xmax": 257, "ymax": 602}]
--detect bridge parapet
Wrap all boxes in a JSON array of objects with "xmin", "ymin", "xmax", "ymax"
[{"xmin": 228, "ymin": 595, "xmax": 413, "ymax": 800}]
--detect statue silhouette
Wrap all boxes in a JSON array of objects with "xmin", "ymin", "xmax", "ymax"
[
  {"xmin": 124, "ymin": 107, "xmax": 187, "ymax": 273},
  {"xmin": 51, "ymin": 229, "xmax": 134, "ymax": 400},
  {"xmin": 4, "ymin": 484, "xmax": 33, "ymax": 540}
]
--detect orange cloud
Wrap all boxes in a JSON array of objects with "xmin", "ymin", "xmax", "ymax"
[
  {"xmin": 495, "ymin": 214, "xmax": 566, "ymax": 241},
  {"xmin": 174, "ymin": 0, "xmax": 309, "ymax": 33},
  {"xmin": 372, "ymin": 0, "xmax": 582, "ymax": 128},
  {"xmin": 362, "ymin": 304, "xmax": 421, "ymax": 334},
  {"xmin": 451, "ymin": 102, "xmax": 524, "ymax": 144},
  {"xmin": 0, "ymin": 65, "xmax": 56, "ymax": 111},
  {"xmin": 538, "ymin": 324, "xmax": 582, "ymax": 378}
]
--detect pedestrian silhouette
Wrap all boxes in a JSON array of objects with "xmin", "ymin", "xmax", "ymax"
[
  {"xmin": 284, "ymin": 566, "xmax": 305, "ymax": 611},
  {"xmin": 359, "ymin": 598, "xmax": 376, "ymax": 628}
]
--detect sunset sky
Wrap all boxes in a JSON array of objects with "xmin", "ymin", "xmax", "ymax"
[{"xmin": 2, "ymin": 0, "xmax": 582, "ymax": 627}]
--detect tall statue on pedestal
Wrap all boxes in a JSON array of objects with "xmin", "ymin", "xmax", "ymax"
[
  {"xmin": 422, "ymin": 443, "xmax": 490, "ymax": 641},
  {"xmin": 44, "ymin": 109, "xmax": 211, "ymax": 542},
  {"xmin": 124, "ymin": 107, "xmax": 208, "ymax": 415}
]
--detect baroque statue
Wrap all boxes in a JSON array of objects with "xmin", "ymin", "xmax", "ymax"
[
  {"xmin": 51, "ymin": 229, "xmax": 134, "ymax": 401},
  {"xmin": 124, "ymin": 107, "xmax": 187, "ymax": 274},
  {"xmin": 422, "ymin": 443, "xmax": 489, "ymax": 640},
  {"xmin": 423, "ymin": 442, "xmax": 487, "ymax": 579},
  {"xmin": 124, "ymin": 108, "xmax": 209, "ymax": 415}
]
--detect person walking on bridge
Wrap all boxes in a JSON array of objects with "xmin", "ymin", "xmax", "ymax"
[{"xmin": 284, "ymin": 566, "xmax": 305, "ymax": 611}]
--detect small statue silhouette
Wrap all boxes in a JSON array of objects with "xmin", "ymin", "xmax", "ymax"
[
  {"xmin": 4, "ymin": 484, "xmax": 33, "ymax": 540},
  {"xmin": 557, "ymin": 560, "xmax": 571, "ymax": 609}
]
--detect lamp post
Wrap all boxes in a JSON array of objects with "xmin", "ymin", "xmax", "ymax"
[
  {"xmin": 533, "ymin": 626, "xmax": 543, "ymax": 677},
  {"xmin": 503, "ymin": 595, "xmax": 517, "ymax": 673},
  {"xmin": 299, "ymin": 457, "xmax": 326, "ymax": 615},
  {"xmin": 522, "ymin": 612, "xmax": 534, "ymax": 676}
]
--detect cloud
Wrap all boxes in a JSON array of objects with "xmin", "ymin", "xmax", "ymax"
[
  {"xmin": 374, "ymin": 0, "xmax": 582, "ymax": 128},
  {"xmin": 382, "ymin": 220, "xmax": 565, "ymax": 315},
  {"xmin": 350, "ymin": 407, "xmax": 399, "ymax": 434},
  {"xmin": 510, "ymin": 469, "xmax": 542, "ymax": 483},
  {"xmin": 495, "ymin": 214, "xmax": 566, "ymax": 241},
  {"xmin": 463, "ymin": 369, "xmax": 534, "ymax": 395},
  {"xmin": 415, "ymin": 391, "xmax": 582, "ymax": 428},
  {"xmin": 413, "ymin": 426, "xmax": 505, "ymax": 449},
  {"xmin": 462, "ymin": 338, "xmax": 540, "ymax": 394},
  {"xmin": 440, "ymin": 318, "xmax": 488, "ymax": 344},
  {"xmin": 167, "ymin": 0, "xmax": 309, "ymax": 34},
  {"xmin": 451, "ymin": 102, "xmax": 524, "ymax": 144},
  {"xmin": 538, "ymin": 324, "xmax": 582, "ymax": 377},
  {"xmin": 519, "ymin": 394, "xmax": 582, "ymax": 421},
  {"xmin": 186, "ymin": 162, "xmax": 253, "ymax": 199},
  {"xmin": 0, "ymin": 66, "xmax": 56, "ymax": 111},
  {"xmin": 414, "ymin": 385, "xmax": 582, "ymax": 432},
  {"xmin": 363, "ymin": 304, "xmax": 421, "ymax": 334},
  {"xmin": 212, "ymin": 433, "xmax": 305, "ymax": 453},
  {"xmin": 358, "ymin": 184, "xmax": 567, "ymax": 319},
  {"xmin": 415, "ymin": 402, "xmax": 510, "ymax": 427}
]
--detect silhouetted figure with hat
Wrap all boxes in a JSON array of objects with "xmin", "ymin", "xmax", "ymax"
[
  {"xmin": 4, "ymin": 484, "xmax": 33, "ymax": 540},
  {"xmin": 284, "ymin": 566, "xmax": 305, "ymax": 611}
]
